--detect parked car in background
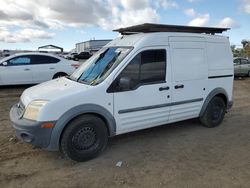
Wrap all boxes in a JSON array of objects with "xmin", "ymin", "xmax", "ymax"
[
  {"xmin": 234, "ymin": 57, "xmax": 250, "ymax": 77},
  {"xmin": 0, "ymin": 52, "xmax": 79, "ymax": 85},
  {"xmin": 58, "ymin": 52, "xmax": 70, "ymax": 59},
  {"xmin": 73, "ymin": 51, "xmax": 92, "ymax": 61},
  {"xmin": 65, "ymin": 52, "xmax": 78, "ymax": 60}
]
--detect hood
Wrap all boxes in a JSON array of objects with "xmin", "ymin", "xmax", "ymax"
[{"xmin": 21, "ymin": 77, "xmax": 90, "ymax": 106}]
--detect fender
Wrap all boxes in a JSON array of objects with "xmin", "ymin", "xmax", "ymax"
[
  {"xmin": 46, "ymin": 104, "xmax": 116, "ymax": 151},
  {"xmin": 199, "ymin": 87, "xmax": 229, "ymax": 117}
]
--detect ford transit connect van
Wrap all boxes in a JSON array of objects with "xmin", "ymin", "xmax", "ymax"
[{"xmin": 10, "ymin": 24, "xmax": 233, "ymax": 161}]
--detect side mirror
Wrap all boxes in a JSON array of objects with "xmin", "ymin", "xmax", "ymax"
[
  {"xmin": 1, "ymin": 62, "xmax": 7, "ymax": 66},
  {"xmin": 119, "ymin": 77, "xmax": 132, "ymax": 91}
]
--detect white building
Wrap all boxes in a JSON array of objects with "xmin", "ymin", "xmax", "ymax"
[{"xmin": 75, "ymin": 40, "xmax": 111, "ymax": 53}]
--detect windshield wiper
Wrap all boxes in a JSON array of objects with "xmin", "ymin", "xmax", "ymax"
[
  {"xmin": 66, "ymin": 75, "xmax": 77, "ymax": 82},
  {"xmin": 78, "ymin": 79, "xmax": 89, "ymax": 85}
]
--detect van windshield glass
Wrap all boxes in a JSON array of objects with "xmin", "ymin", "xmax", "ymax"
[{"xmin": 69, "ymin": 47, "xmax": 131, "ymax": 85}]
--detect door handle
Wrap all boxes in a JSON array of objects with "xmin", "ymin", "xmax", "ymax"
[
  {"xmin": 49, "ymin": 67, "xmax": 55, "ymax": 70},
  {"xmin": 174, "ymin": 84, "xmax": 184, "ymax": 89},
  {"xmin": 159, "ymin": 86, "xmax": 170, "ymax": 91},
  {"xmin": 24, "ymin": 68, "xmax": 30, "ymax": 71}
]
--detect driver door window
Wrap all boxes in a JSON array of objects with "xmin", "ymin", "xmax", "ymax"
[
  {"xmin": 110, "ymin": 49, "xmax": 166, "ymax": 92},
  {"xmin": 8, "ymin": 56, "xmax": 31, "ymax": 66}
]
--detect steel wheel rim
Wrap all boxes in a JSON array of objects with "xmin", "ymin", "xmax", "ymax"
[
  {"xmin": 211, "ymin": 104, "xmax": 223, "ymax": 121},
  {"xmin": 72, "ymin": 127, "xmax": 98, "ymax": 151}
]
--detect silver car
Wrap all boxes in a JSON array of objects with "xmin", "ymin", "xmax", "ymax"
[{"xmin": 234, "ymin": 57, "xmax": 250, "ymax": 77}]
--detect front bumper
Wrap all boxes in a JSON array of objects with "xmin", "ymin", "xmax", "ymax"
[{"xmin": 9, "ymin": 103, "xmax": 55, "ymax": 149}]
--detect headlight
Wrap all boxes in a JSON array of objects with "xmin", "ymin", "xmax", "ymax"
[{"xmin": 23, "ymin": 100, "xmax": 48, "ymax": 121}]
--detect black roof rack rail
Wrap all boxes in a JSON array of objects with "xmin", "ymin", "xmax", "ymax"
[{"xmin": 113, "ymin": 23, "xmax": 230, "ymax": 35}]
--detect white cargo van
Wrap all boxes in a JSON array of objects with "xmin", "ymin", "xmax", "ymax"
[{"xmin": 10, "ymin": 24, "xmax": 233, "ymax": 161}]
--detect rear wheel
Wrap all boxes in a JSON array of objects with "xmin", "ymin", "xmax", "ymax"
[
  {"xmin": 200, "ymin": 96, "xmax": 226, "ymax": 128},
  {"xmin": 60, "ymin": 115, "xmax": 108, "ymax": 162},
  {"xmin": 248, "ymin": 71, "xmax": 250, "ymax": 77}
]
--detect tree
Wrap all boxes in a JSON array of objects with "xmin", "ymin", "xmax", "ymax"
[
  {"xmin": 241, "ymin": 40, "xmax": 250, "ymax": 48},
  {"xmin": 241, "ymin": 40, "xmax": 250, "ymax": 57},
  {"xmin": 231, "ymin": 45, "xmax": 244, "ymax": 57}
]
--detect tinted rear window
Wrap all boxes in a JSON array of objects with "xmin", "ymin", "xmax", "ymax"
[{"xmin": 31, "ymin": 55, "xmax": 60, "ymax": 64}]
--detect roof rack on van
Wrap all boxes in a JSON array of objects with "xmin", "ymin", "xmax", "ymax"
[{"xmin": 113, "ymin": 23, "xmax": 230, "ymax": 35}]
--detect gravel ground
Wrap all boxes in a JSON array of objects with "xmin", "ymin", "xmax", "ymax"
[{"xmin": 0, "ymin": 78, "xmax": 250, "ymax": 188}]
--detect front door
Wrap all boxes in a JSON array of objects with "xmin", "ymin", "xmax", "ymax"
[
  {"xmin": 0, "ymin": 55, "xmax": 33, "ymax": 85},
  {"xmin": 110, "ymin": 48, "xmax": 171, "ymax": 134}
]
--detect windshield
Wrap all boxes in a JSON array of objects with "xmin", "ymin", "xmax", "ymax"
[{"xmin": 69, "ymin": 47, "xmax": 131, "ymax": 85}]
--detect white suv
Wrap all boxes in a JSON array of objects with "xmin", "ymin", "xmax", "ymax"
[
  {"xmin": 10, "ymin": 24, "xmax": 234, "ymax": 162},
  {"xmin": 0, "ymin": 52, "xmax": 79, "ymax": 85}
]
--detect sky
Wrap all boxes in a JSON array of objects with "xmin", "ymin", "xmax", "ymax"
[{"xmin": 0, "ymin": 0, "xmax": 249, "ymax": 51}]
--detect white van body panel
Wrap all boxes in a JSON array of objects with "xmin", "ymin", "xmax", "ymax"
[
  {"xmin": 169, "ymin": 37, "xmax": 207, "ymax": 122},
  {"xmin": 206, "ymin": 39, "xmax": 233, "ymax": 102},
  {"xmin": 21, "ymin": 77, "xmax": 114, "ymax": 122},
  {"xmin": 18, "ymin": 32, "xmax": 233, "ymax": 135}
]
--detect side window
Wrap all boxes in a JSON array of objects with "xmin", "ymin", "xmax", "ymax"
[
  {"xmin": 241, "ymin": 59, "xmax": 249, "ymax": 65},
  {"xmin": 234, "ymin": 59, "xmax": 240, "ymax": 65},
  {"xmin": 31, "ymin": 55, "xmax": 60, "ymax": 64},
  {"xmin": 140, "ymin": 50, "xmax": 166, "ymax": 83},
  {"xmin": 8, "ymin": 56, "xmax": 31, "ymax": 66},
  {"xmin": 109, "ymin": 49, "xmax": 166, "ymax": 92},
  {"xmin": 119, "ymin": 53, "xmax": 140, "ymax": 89}
]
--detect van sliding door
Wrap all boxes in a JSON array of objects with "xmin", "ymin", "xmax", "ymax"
[{"xmin": 169, "ymin": 37, "xmax": 207, "ymax": 122}]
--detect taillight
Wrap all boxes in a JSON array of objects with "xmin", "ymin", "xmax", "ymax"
[{"xmin": 71, "ymin": 64, "xmax": 79, "ymax": 69}]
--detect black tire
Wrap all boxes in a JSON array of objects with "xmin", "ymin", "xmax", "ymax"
[
  {"xmin": 200, "ymin": 96, "xmax": 226, "ymax": 128},
  {"xmin": 53, "ymin": 72, "xmax": 67, "ymax": 79},
  {"xmin": 248, "ymin": 71, "xmax": 250, "ymax": 77},
  {"xmin": 60, "ymin": 115, "xmax": 108, "ymax": 162}
]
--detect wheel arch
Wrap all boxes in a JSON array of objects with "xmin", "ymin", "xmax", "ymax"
[
  {"xmin": 47, "ymin": 104, "xmax": 116, "ymax": 151},
  {"xmin": 53, "ymin": 72, "xmax": 68, "ymax": 79},
  {"xmin": 60, "ymin": 112, "xmax": 112, "ymax": 138},
  {"xmin": 199, "ymin": 88, "xmax": 229, "ymax": 117}
]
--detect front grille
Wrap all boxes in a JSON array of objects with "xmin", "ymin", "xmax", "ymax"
[{"xmin": 16, "ymin": 101, "xmax": 25, "ymax": 117}]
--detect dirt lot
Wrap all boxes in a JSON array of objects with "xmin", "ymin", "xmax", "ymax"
[{"xmin": 0, "ymin": 78, "xmax": 250, "ymax": 188}]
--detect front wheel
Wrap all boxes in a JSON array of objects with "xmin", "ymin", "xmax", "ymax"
[
  {"xmin": 60, "ymin": 115, "xmax": 108, "ymax": 162},
  {"xmin": 200, "ymin": 96, "xmax": 226, "ymax": 128}
]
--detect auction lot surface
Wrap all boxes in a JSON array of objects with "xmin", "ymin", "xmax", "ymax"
[{"xmin": 0, "ymin": 79, "xmax": 250, "ymax": 188}]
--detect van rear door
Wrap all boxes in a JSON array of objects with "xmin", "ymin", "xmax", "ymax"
[{"xmin": 169, "ymin": 37, "xmax": 207, "ymax": 122}]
